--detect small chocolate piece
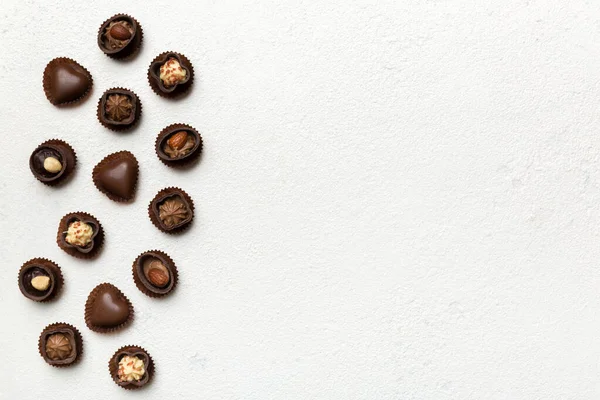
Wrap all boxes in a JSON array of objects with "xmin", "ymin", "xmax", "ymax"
[
  {"xmin": 43, "ymin": 58, "xmax": 92, "ymax": 106},
  {"xmin": 148, "ymin": 52, "xmax": 194, "ymax": 98},
  {"xmin": 57, "ymin": 212, "xmax": 103, "ymax": 259},
  {"xmin": 29, "ymin": 139, "xmax": 76, "ymax": 186},
  {"xmin": 98, "ymin": 14, "xmax": 143, "ymax": 59},
  {"xmin": 155, "ymin": 123, "xmax": 202, "ymax": 167},
  {"xmin": 132, "ymin": 250, "xmax": 178, "ymax": 297},
  {"xmin": 85, "ymin": 283, "xmax": 133, "ymax": 333},
  {"xmin": 38, "ymin": 323, "xmax": 82, "ymax": 367},
  {"xmin": 148, "ymin": 187, "xmax": 194, "ymax": 233},
  {"xmin": 18, "ymin": 258, "xmax": 63, "ymax": 302},
  {"xmin": 109, "ymin": 345, "xmax": 153, "ymax": 389},
  {"xmin": 92, "ymin": 151, "xmax": 139, "ymax": 202},
  {"xmin": 97, "ymin": 88, "xmax": 142, "ymax": 131}
]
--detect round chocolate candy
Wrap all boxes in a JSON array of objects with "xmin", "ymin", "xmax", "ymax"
[
  {"xmin": 97, "ymin": 14, "xmax": 143, "ymax": 59},
  {"xmin": 18, "ymin": 258, "xmax": 63, "ymax": 302},
  {"xmin": 29, "ymin": 139, "xmax": 76, "ymax": 186}
]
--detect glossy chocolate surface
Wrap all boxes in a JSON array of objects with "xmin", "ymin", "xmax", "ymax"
[
  {"xmin": 93, "ymin": 151, "xmax": 138, "ymax": 201},
  {"xmin": 44, "ymin": 59, "xmax": 92, "ymax": 105},
  {"xmin": 86, "ymin": 284, "xmax": 132, "ymax": 330}
]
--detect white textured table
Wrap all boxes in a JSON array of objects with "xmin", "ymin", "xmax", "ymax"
[{"xmin": 2, "ymin": 1, "xmax": 599, "ymax": 399}]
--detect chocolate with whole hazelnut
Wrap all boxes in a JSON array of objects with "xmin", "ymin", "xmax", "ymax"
[
  {"xmin": 18, "ymin": 258, "xmax": 63, "ymax": 302},
  {"xmin": 29, "ymin": 139, "xmax": 76, "ymax": 185}
]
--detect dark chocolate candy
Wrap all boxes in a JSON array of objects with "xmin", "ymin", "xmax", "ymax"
[
  {"xmin": 132, "ymin": 251, "xmax": 178, "ymax": 297},
  {"xmin": 109, "ymin": 345, "xmax": 153, "ymax": 389},
  {"xmin": 155, "ymin": 123, "xmax": 202, "ymax": 167},
  {"xmin": 43, "ymin": 58, "xmax": 92, "ymax": 105},
  {"xmin": 92, "ymin": 151, "xmax": 139, "ymax": 202},
  {"xmin": 147, "ymin": 52, "xmax": 193, "ymax": 98},
  {"xmin": 18, "ymin": 258, "xmax": 63, "ymax": 302},
  {"xmin": 57, "ymin": 212, "xmax": 103, "ymax": 259},
  {"xmin": 97, "ymin": 14, "xmax": 142, "ymax": 59},
  {"xmin": 97, "ymin": 88, "xmax": 141, "ymax": 131},
  {"xmin": 85, "ymin": 283, "xmax": 133, "ymax": 332},
  {"xmin": 29, "ymin": 139, "xmax": 76, "ymax": 186},
  {"xmin": 38, "ymin": 323, "xmax": 83, "ymax": 367},
  {"xmin": 148, "ymin": 187, "xmax": 194, "ymax": 233}
]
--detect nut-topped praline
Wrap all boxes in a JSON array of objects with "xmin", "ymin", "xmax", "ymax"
[{"xmin": 97, "ymin": 14, "xmax": 142, "ymax": 59}]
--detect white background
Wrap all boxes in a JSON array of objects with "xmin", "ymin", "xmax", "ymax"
[{"xmin": 1, "ymin": 0, "xmax": 599, "ymax": 399}]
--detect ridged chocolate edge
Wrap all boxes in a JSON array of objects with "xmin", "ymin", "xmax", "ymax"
[
  {"xmin": 92, "ymin": 150, "xmax": 139, "ymax": 202},
  {"xmin": 155, "ymin": 123, "xmax": 203, "ymax": 168},
  {"xmin": 84, "ymin": 283, "xmax": 134, "ymax": 333},
  {"xmin": 132, "ymin": 250, "xmax": 179, "ymax": 298},
  {"xmin": 56, "ymin": 212, "xmax": 104, "ymax": 259},
  {"xmin": 43, "ymin": 57, "xmax": 93, "ymax": 106},
  {"xmin": 147, "ymin": 187, "xmax": 195, "ymax": 234},
  {"xmin": 96, "ymin": 88, "xmax": 142, "ymax": 132},
  {"xmin": 108, "ymin": 345, "xmax": 153, "ymax": 390}
]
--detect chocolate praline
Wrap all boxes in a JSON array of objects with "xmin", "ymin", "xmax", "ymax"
[
  {"xmin": 132, "ymin": 251, "xmax": 178, "ymax": 297},
  {"xmin": 29, "ymin": 139, "xmax": 76, "ymax": 186},
  {"xmin": 43, "ymin": 58, "xmax": 92, "ymax": 106},
  {"xmin": 148, "ymin": 187, "xmax": 194, "ymax": 233},
  {"xmin": 109, "ymin": 345, "xmax": 153, "ymax": 390},
  {"xmin": 18, "ymin": 258, "xmax": 63, "ymax": 302},
  {"xmin": 155, "ymin": 124, "xmax": 202, "ymax": 167},
  {"xmin": 38, "ymin": 323, "xmax": 83, "ymax": 367},
  {"xmin": 97, "ymin": 14, "xmax": 143, "ymax": 59},
  {"xmin": 92, "ymin": 151, "xmax": 139, "ymax": 202},
  {"xmin": 148, "ymin": 52, "xmax": 194, "ymax": 98},
  {"xmin": 57, "ymin": 212, "xmax": 103, "ymax": 259},
  {"xmin": 85, "ymin": 283, "xmax": 133, "ymax": 333},
  {"xmin": 97, "ymin": 88, "xmax": 141, "ymax": 131}
]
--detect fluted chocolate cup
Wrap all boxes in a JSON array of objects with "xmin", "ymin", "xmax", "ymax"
[
  {"xmin": 148, "ymin": 51, "xmax": 194, "ymax": 98},
  {"xmin": 148, "ymin": 187, "xmax": 194, "ymax": 234},
  {"xmin": 38, "ymin": 322, "xmax": 83, "ymax": 367},
  {"xmin": 43, "ymin": 57, "xmax": 93, "ymax": 106},
  {"xmin": 97, "ymin": 14, "xmax": 143, "ymax": 59},
  {"xmin": 109, "ymin": 345, "xmax": 153, "ymax": 390},
  {"xmin": 29, "ymin": 139, "xmax": 76, "ymax": 186},
  {"xmin": 56, "ymin": 212, "xmax": 103, "ymax": 259},
  {"xmin": 84, "ymin": 283, "xmax": 134, "ymax": 334},
  {"xmin": 18, "ymin": 258, "xmax": 63, "ymax": 302}
]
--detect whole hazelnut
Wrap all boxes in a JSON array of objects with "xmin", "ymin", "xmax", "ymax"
[
  {"xmin": 43, "ymin": 157, "xmax": 62, "ymax": 173},
  {"xmin": 31, "ymin": 275, "xmax": 51, "ymax": 291}
]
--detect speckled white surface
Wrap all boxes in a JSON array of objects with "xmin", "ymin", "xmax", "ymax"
[{"xmin": 1, "ymin": 0, "xmax": 600, "ymax": 399}]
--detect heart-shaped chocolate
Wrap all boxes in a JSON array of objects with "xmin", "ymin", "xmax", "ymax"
[
  {"xmin": 85, "ymin": 283, "xmax": 133, "ymax": 332},
  {"xmin": 93, "ymin": 151, "xmax": 139, "ymax": 202},
  {"xmin": 43, "ymin": 58, "xmax": 92, "ymax": 105}
]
